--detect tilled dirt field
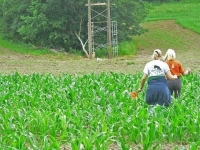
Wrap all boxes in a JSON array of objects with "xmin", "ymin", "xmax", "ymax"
[{"xmin": 0, "ymin": 20, "xmax": 199, "ymax": 75}]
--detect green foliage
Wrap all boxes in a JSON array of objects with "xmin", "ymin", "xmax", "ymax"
[
  {"xmin": 0, "ymin": 0, "xmax": 31, "ymax": 40},
  {"xmin": 18, "ymin": 0, "xmax": 83, "ymax": 50},
  {"xmin": 68, "ymin": 47, "xmax": 84, "ymax": 56},
  {"xmin": 94, "ymin": 41, "xmax": 137, "ymax": 57},
  {"xmin": 0, "ymin": 35, "xmax": 51, "ymax": 55},
  {"xmin": 0, "ymin": 72, "xmax": 200, "ymax": 149},
  {"xmin": 95, "ymin": 48, "xmax": 108, "ymax": 58},
  {"xmin": 112, "ymin": 0, "xmax": 148, "ymax": 41},
  {"xmin": 0, "ymin": 0, "xmax": 148, "ymax": 53},
  {"xmin": 118, "ymin": 40, "xmax": 137, "ymax": 56},
  {"xmin": 1, "ymin": 0, "xmax": 200, "ymax": 57},
  {"xmin": 0, "ymin": 0, "xmax": 87, "ymax": 51}
]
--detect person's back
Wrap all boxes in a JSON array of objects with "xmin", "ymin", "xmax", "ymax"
[
  {"xmin": 145, "ymin": 59, "xmax": 169, "ymax": 78},
  {"xmin": 166, "ymin": 59, "xmax": 184, "ymax": 77},
  {"xmin": 144, "ymin": 59, "xmax": 171, "ymax": 106}
]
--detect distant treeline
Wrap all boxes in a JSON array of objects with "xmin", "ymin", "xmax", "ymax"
[
  {"xmin": 0, "ymin": 0, "xmax": 148, "ymax": 54},
  {"xmin": 0, "ymin": 0, "xmax": 197, "ymax": 54}
]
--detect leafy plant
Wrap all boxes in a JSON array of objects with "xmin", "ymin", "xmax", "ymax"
[{"xmin": 0, "ymin": 72, "xmax": 200, "ymax": 149}]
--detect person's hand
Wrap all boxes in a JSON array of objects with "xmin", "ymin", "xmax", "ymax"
[
  {"xmin": 173, "ymin": 75, "xmax": 178, "ymax": 79},
  {"xmin": 137, "ymin": 88, "xmax": 142, "ymax": 93},
  {"xmin": 185, "ymin": 68, "xmax": 191, "ymax": 75},
  {"xmin": 187, "ymin": 68, "xmax": 191, "ymax": 74}
]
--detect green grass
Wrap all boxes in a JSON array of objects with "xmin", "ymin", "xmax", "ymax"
[
  {"xmin": 145, "ymin": 2, "xmax": 200, "ymax": 34},
  {"xmin": 131, "ymin": 1, "xmax": 200, "ymax": 56},
  {"xmin": 132, "ymin": 23, "xmax": 187, "ymax": 51},
  {"xmin": 118, "ymin": 40, "xmax": 137, "ymax": 56},
  {"xmin": 0, "ymin": 35, "xmax": 52, "ymax": 55}
]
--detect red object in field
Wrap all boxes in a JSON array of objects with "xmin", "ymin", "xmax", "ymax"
[{"xmin": 130, "ymin": 91, "xmax": 137, "ymax": 99}]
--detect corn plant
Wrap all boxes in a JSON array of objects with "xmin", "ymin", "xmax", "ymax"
[{"xmin": 0, "ymin": 72, "xmax": 200, "ymax": 149}]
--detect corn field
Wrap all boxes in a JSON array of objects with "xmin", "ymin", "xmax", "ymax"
[{"xmin": 0, "ymin": 72, "xmax": 200, "ymax": 150}]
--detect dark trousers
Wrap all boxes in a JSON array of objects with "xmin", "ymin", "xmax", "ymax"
[
  {"xmin": 147, "ymin": 77, "xmax": 171, "ymax": 107},
  {"xmin": 167, "ymin": 78, "xmax": 182, "ymax": 98}
]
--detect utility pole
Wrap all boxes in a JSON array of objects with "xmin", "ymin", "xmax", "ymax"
[
  {"xmin": 107, "ymin": 0, "xmax": 111, "ymax": 59},
  {"xmin": 88, "ymin": 0, "xmax": 92, "ymax": 59},
  {"xmin": 86, "ymin": 0, "xmax": 118, "ymax": 59}
]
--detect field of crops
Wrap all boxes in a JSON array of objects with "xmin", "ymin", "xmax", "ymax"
[{"xmin": 1, "ymin": 72, "xmax": 200, "ymax": 149}]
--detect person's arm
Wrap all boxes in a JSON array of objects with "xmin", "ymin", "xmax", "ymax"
[
  {"xmin": 166, "ymin": 71, "xmax": 177, "ymax": 79},
  {"xmin": 138, "ymin": 73, "xmax": 147, "ymax": 92},
  {"xmin": 178, "ymin": 62, "xmax": 190, "ymax": 76}
]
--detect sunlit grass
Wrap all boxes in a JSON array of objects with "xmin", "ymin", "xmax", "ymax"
[
  {"xmin": 118, "ymin": 40, "xmax": 137, "ymax": 56},
  {"xmin": 145, "ymin": 2, "xmax": 200, "ymax": 34},
  {"xmin": 0, "ymin": 35, "xmax": 52, "ymax": 55}
]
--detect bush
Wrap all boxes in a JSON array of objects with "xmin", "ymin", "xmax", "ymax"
[{"xmin": 118, "ymin": 41, "xmax": 137, "ymax": 56}]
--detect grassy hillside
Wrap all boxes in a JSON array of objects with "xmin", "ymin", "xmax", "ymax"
[
  {"xmin": 145, "ymin": 2, "xmax": 200, "ymax": 34},
  {"xmin": 131, "ymin": 2, "xmax": 200, "ymax": 72}
]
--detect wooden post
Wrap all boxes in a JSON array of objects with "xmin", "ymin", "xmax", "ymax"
[
  {"xmin": 107, "ymin": 0, "xmax": 112, "ymax": 59},
  {"xmin": 88, "ymin": 0, "xmax": 93, "ymax": 59}
]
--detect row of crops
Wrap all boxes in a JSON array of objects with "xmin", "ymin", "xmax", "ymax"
[{"xmin": 0, "ymin": 72, "xmax": 200, "ymax": 149}]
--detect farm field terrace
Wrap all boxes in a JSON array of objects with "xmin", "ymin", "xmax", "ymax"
[{"xmin": 0, "ymin": 72, "xmax": 200, "ymax": 149}]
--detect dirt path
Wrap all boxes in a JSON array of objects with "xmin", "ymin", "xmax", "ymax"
[{"xmin": 0, "ymin": 20, "xmax": 199, "ymax": 75}]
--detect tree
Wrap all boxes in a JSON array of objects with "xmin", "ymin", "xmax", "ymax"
[
  {"xmin": 0, "ymin": 0, "xmax": 148, "ymax": 57},
  {"xmin": 0, "ymin": 0, "xmax": 31, "ymax": 40},
  {"xmin": 18, "ymin": 0, "xmax": 78, "ymax": 49},
  {"xmin": 112, "ymin": 0, "xmax": 148, "ymax": 41}
]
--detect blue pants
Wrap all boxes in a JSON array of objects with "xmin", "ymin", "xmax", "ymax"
[{"xmin": 146, "ymin": 77, "xmax": 171, "ymax": 107}]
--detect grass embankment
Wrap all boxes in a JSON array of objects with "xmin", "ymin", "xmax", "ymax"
[
  {"xmin": 132, "ymin": 2, "xmax": 200, "ymax": 72},
  {"xmin": 133, "ymin": 2, "xmax": 200, "ymax": 50},
  {"xmin": 0, "ymin": 35, "xmax": 52, "ymax": 55},
  {"xmin": 145, "ymin": 2, "xmax": 200, "ymax": 34}
]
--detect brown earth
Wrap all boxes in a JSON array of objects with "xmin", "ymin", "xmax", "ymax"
[{"xmin": 0, "ymin": 20, "xmax": 199, "ymax": 75}]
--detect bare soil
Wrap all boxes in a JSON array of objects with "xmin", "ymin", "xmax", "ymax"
[{"xmin": 0, "ymin": 20, "xmax": 199, "ymax": 75}]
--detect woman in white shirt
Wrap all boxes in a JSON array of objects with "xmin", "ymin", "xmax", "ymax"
[{"xmin": 138, "ymin": 49, "xmax": 177, "ymax": 107}]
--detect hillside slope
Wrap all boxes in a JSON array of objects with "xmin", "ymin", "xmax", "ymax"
[
  {"xmin": 0, "ymin": 20, "xmax": 199, "ymax": 75},
  {"xmin": 134, "ymin": 20, "xmax": 200, "ymax": 72}
]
